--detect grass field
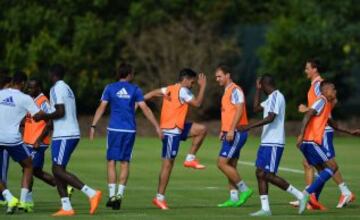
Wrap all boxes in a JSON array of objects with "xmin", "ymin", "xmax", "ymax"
[{"xmin": 3, "ymin": 136, "xmax": 360, "ymax": 219}]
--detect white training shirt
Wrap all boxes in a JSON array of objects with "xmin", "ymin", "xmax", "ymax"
[
  {"xmin": 49, "ymin": 80, "xmax": 80, "ymax": 139},
  {"xmin": 160, "ymin": 86, "xmax": 194, "ymax": 134},
  {"xmin": 260, "ymin": 90, "xmax": 286, "ymax": 146},
  {"xmin": 0, "ymin": 88, "xmax": 40, "ymax": 145}
]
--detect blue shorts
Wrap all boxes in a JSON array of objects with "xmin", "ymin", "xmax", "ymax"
[
  {"xmin": 107, "ymin": 131, "xmax": 136, "ymax": 162},
  {"xmin": 26, "ymin": 145, "xmax": 48, "ymax": 169},
  {"xmin": 219, "ymin": 131, "xmax": 248, "ymax": 159},
  {"xmin": 323, "ymin": 130, "xmax": 335, "ymax": 158},
  {"xmin": 300, "ymin": 142, "xmax": 332, "ymax": 166},
  {"xmin": 0, "ymin": 144, "xmax": 31, "ymax": 163},
  {"xmin": 0, "ymin": 149, "xmax": 9, "ymax": 183},
  {"xmin": 255, "ymin": 145, "xmax": 284, "ymax": 174},
  {"xmin": 161, "ymin": 123, "xmax": 193, "ymax": 159},
  {"xmin": 51, "ymin": 138, "xmax": 79, "ymax": 166}
]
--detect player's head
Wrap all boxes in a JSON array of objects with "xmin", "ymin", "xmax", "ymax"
[
  {"xmin": 320, "ymin": 80, "xmax": 336, "ymax": 101},
  {"xmin": 0, "ymin": 67, "xmax": 11, "ymax": 89},
  {"xmin": 49, "ymin": 64, "xmax": 65, "ymax": 84},
  {"xmin": 305, "ymin": 58, "xmax": 321, "ymax": 79},
  {"xmin": 178, "ymin": 68, "xmax": 197, "ymax": 89},
  {"xmin": 27, "ymin": 78, "xmax": 43, "ymax": 98},
  {"xmin": 260, "ymin": 74, "xmax": 276, "ymax": 95},
  {"xmin": 117, "ymin": 63, "xmax": 134, "ymax": 81},
  {"xmin": 215, "ymin": 64, "xmax": 232, "ymax": 87},
  {"xmin": 11, "ymin": 70, "xmax": 27, "ymax": 90}
]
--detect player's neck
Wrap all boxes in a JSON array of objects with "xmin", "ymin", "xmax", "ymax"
[
  {"xmin": 311, "ymin": 73, "xmax": 321, "ymax": 82},
  {"xmin": 225, "ymin": 80, "xmax": 233, "ymax": 88}
]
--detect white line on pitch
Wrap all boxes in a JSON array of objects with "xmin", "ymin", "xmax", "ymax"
[{"xmin": 238, "ymin": 161, "xmax": 305, "ymax": 174}]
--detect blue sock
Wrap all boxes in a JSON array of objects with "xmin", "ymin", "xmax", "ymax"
[
  {"xmin": 306, "ymin": 168, "xmax": 334, "ymax": 194},
  {"xmin": 315, "ymin": 181, "xmax": 325, "ymax": 200}
]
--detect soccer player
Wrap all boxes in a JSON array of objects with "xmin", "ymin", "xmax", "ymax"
[
  {"xmin": 0, "ymin": 71, "xmax": 43, "ymax": 214},
  {"xmin": 293, "ymin": 59, "xmax": 354, "ymax": 209},
  {"xmin": 297, "ymin": 81, "xmax": 358, "ymax": 214},
  {"xmin": 145, "ymin": 68, "xmax": 207, "ymax": 209},
  {"xmin": 90, "ymin": 63, "xmax": 162, "ymax": 210},
  {"xmin": 20, "ymin": 79, "xmax": 57, "ymax": 212},
  {"xmin": 240, "ymin": 75, "xmax": 304, "ymax": 216},
  {"xmin": 34, "ymin": 64, "xmax": 101, "ymax": 216},
  {"xmin": 214, "ymin": 64, "xmax": 253, "ymax": 208},
  {"xmin": 0, "ymin": 70, "xmax": 11, "ymax": 207}
]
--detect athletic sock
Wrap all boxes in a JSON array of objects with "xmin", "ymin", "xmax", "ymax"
[
  {"xmin": 2, "ymin": 189, "xmax": 14, "ymax": 202},
  {"xmin": 315, "ymin": 181, "xmax": 325, "ymax": 200},
  {"xmin": 108, "ymin": 184, "xmax": 116, "ymax": 198},
  {"xmin": 156, "ymin": 193, "xmax": 165, "ymax": 202},
  {"xmin": 230, "ymin": 189, "xmax": 239, "ymax": 202},
  {"xmin": 61, "ymin": 197, "xmax": 73, "ymax": 211},
  {"xmin": 117, "ymin": 184, "xmax": 126, "ymax": 198},
  {"xmin": 26, "ymin": 191, "xmax": 33, "ymax": 203},
  {"xmin": 286, "ymin": 185, "xmax": 303, "ymax": 200},
  {"xmin": 306, "ymin": 168, "xmax": 334, "ymax": 194},
  {"xmin": 260, "ymin": 195, "xmax": 270, "ymax": 211},
  {"xmin": 81, "ymin": 185, "xmax": 96, "ymax": 198},
  {"xmin": 20, "ymin": 188, "xmax": 29, "ymax": 203},
  {"xmin": 185, "ymin": 154, "xmax": 196, "ymax": 162},
  {"xmin": 236, "ymin": 180, "xmax": 249, "ymax": 193},
  {"xmin": 338, "ymin": 182, "xmax": 351, "ymax": 195}
]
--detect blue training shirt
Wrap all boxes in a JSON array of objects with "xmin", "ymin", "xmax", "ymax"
[{"xmin": 101, "ymin": 81, "xmax": 144, "ymax": 132}]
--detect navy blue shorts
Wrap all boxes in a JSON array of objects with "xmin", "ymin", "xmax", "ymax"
[
  {"xmin": 26, "ymin": 145, "xmax": 48, "ymax": 169},
  {"xmin": 51, "ymin": 138, "xmax": 79, "ymax": 166},
  {"xmin": 0, "ymin": 149, "xmax": 9, "ymax": 183},
  {"xmin": 300, "ymin": 142, "xmax": 332, "ymax": 166},
  {"xmin": 323, "ymin": 130, "xmax": 335, "ymax": 158},
  {"xmin": 256, "ymin": 145, "xmax": 284, "ymax": 174},
  {"xmin": 162, "ymin": 123, "xmax": 193, "ymax": 159},
  {"xmin": 0, "ymin": 144, "xmax": 31, "ymax": 163},
  {"xmin": 107, "ymin": 131, "xmax": 136, "ymax": 162},
  {"xmin": 219, "ymin": 131, "xmax": 248, "ymax": 159}
]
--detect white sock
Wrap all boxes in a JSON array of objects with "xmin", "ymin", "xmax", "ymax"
[
  {"xmin": 2, "ymin": 189, "xmax": 14, "ymax": 202},
  {"xmin": 61, "ymin": 197, "xmax": 73, "ymax": 211},
  {"xmin": 185, "ymin": 154, "xmax": 196, "ymax": 162},
  {"xmin": 108, "ymin": 184, "xmax": 116, "ymax": 198},
  {"xmin": 26, "ymin": 191, "xmax": 33, "ymax": 203},
  {"xmin": 81, "ymin": 185, "xmax": 96, "ymax": 198},
  {"xmin": 236, "ymin": 180, "xmax": 249, "ymax": 193},
  {"xmin": 338, "ymin": 182, "xmax": 351, "ymax": 195},
  {"xmin": 286, "ymin": 185, "xmax": 303, "ymax": 200},
  {"xmin": 230, "ymin": 189, "xmax": 239, "ymax": 202},
  {"xmin": 20, "ymin": 188, "xmax": 29, "ymax": 203},
  {"xmin": 156, "ymin": 193, "xmax": 165, "ymax": 201},
  {"xmin": 260, "ymin": 195, "xmax": 270, "ymax": 211},
  {"xmin": 117, "ymin": 184, "xmax": 126, "ymax": 197}
]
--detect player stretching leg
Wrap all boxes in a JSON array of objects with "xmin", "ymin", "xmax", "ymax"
[
  {"xmin": 90, "ymin": 63, "xmax": 162, "ymax": 210},
  {"xmin": 215, "ymin": 64, "xmax": 253, "ymax": 208},
  {"xmin": 242, "ymin": 75, "xmax": 303, "ymax": 216},
  {"xmin": 297, "ymin": 81, "xmax": 358, "ymax": 214},
  {"xmin": 34, "ymin": 64, "xmax": 102, "ymax": 216},
  {"xmin": 145, "ymin": 69, "xmax": 207, "ymax": 209}
]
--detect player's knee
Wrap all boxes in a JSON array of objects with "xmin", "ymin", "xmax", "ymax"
[
  {"xmin": 33, "ymin": 168, "xmax": 42, "ymax": 177},
  {"xmin": 52, "ymin": 165, "xmax": 63, "ymax": 176},
  {"xmin": 256, "ymin": 168, "xmax": 266, "ymax": 179},
  {"xmin": 200, "ymin": 124, "xmax": 208, "ymax": 135},
  {"xmin": 303, "ymin": 160, "xmax": 311, "ymax": 169},
  {"xmin": 217, "ymin": 158, "xmax": 227, "ymax": 170}
]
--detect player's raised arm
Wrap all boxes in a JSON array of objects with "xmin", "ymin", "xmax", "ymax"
[
  {"xmin": 89, "ymin": 101, "xmax": 108, "ymax": 140},
  {"xmin": 327, "ymin": 118, "xmax": 358, "ymax": 136},
  {"xmin": 138, "ymin": 101, "xmax": 163, "ymax": 139},
  {"xmin": 297, "ymin": 107, "xmax": 318, "ymax": 148},
  {"xmin": 186, "ymin": 73, "xmax": 206, "ymax": 107},
  {"xmin": 144, "ymin": 88, "xmax": 166, "ymax": 101},
  {"xmin": 253, "ymin": 77, "xmax": 264, "ymax": 113}
]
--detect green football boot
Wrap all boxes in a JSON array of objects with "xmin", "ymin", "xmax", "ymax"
[
  {"xmin": 217, "ymin": 199, "xmax": 237, "ymax": 208},
  {"xmin": 18, "ymin": 201, "xmax": 33, "ymax": 212},
  {"xmin": 6, "ymin": 197, "xmax": 19, "ymax": 215},
  {"xmin": 235, "ymin": 188, "xmax": 254, "ymax": 207}
]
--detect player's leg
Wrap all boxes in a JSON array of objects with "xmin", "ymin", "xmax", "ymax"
[
  {"xmin": 33, "ymin": 147, "xmax": 56, "ymax": 187},
  {"xmin": 218, "ymin": 158, "xmax": 239, "ymax": 207},
  {"xmin": 183, "ymin": 122, "xmax": 207, "ymax": 169},
  {"xmin": 0, "ymin": 180, "xmax": 19, "ymax": 215},
  {"xmin": 106, "ymin": 160, "xmax": 117, "ymax": 207},
  {"xmin": 0, "ymin": 149, "xmax": 9, "ymax": 206},
  {"xmin": 250, "ymin": 168, "xmax": 271, "ymax": 216}
]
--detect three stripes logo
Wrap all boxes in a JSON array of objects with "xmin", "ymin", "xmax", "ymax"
[
  {"xmin": 116, "ymin": 88, "xmax": 130, "ymax": 99},
  {"xmin": 0, "ymin": 96, "xmax": 15, "ymax": 106}
]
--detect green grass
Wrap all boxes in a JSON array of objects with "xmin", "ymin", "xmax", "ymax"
[{"xmin": 3, "ymin": 136, "xmax": 360, "ymax": 219}]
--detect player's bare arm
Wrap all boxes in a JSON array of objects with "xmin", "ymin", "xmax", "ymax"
[
  {"xmin": 34, "ymin": 120, "xmax": 53, "ymax": 149},
  {"xmin": 34, "ymin": 104, "xmax": 65, "ymax": 121},
  {"xmin": 328, "ymin": 118, "xmax": 357, "ymax": 136},
  {"xmin": 187, "ymin": 73, "xmax": 206, "ymax": 107},
  {"xmin": 138, "ymin": 101, "xmax": 163, "ymax": 139},
  {"xmin": 144, "ymin": 89, "xmax": 165, "ymax": 101},
  {"xmin": 226, "ymin": 103, "xmax": 243, "ymax": 142},
  {"xmin": 90, "ymin": 101, "xmax": 108, "ymax": 140},
  {"xmin": 297, "ymin": 108, "xmax": 317, "ymax": 147},
  {"xmin": 253, "ymin": 78, "xmax": 263, "ymax": 113}
]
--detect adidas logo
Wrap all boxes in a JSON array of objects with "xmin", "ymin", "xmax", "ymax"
[
  {"xmin": 0, "ymin": 96, "xmax": 15, "ymax": 106},
  {"xmin": 116, "ymin": 88, "xmax": 130, "ymax": 99}
]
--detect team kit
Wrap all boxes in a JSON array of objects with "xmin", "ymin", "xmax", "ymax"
[{"xmin": 0, "ymin": 60, "xmax": 359, "ymax": 216}]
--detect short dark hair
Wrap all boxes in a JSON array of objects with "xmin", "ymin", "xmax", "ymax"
[
  {"xmin": 260, "ymin": 74, "xmax": 276, "ymax": 87},
  {"xmin": 29, "ymin": 78, "xmax": 43, "ymax": 90},
  {"xmin": 320, "ymin": 80, "xmax": 334, "ymax": 91},
  {"xmin": 178, "ymin": 68, "xmax": 197, "ymax": 81},
  {"xmin": 0, "ymin": 67, "xmax": 11, "ymax": 88},
  {"xmin": 49, "ymin": 64, "xmax": 66, "ymax": 79},
  {"xmin": 12, "ymin": 70, "xmax": 27, "ymax": 85},
  {"xmin": 216, "ymin": 64, "xmax": 231, "ymax": 75},
  {"xmin": 117, "ymin": 63, "xmax": 133, "ymax": 79},
  {"xmin": 306, "ymin": 58, "xmax": 323, "ymax": 72}
]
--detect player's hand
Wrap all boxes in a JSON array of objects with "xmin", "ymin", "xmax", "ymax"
[
  {"xmin": 226, "ymin": 130, "xmax": 235, "ymax": 142},
  {"xmin": 219, "ymin": 131, "xmax": 224, "ymax": 140},
  {"xmin": 163, "ymin": 93, "xmax": 171, "ymax": 101},
  {"xmin": 256, "ymin": 77, "xmax": 262, "ymax": 90},
  {"xmin": 197, "ymin": 73, "xmax": 207, "ymax": 88},
  {"xmin": 298, "ymin": 104, "xmax": 308, "ymax": 113},
  {"xmin": 350, "ymin": 129, "xmax": 360, "ymax": 136},
  {"xmin": 238, "ymin": 125, "xmax": 249, "ymax": 132},
  {"xmin": 296, "ymin": 135, "xmax": 303, "ymax": 148},
  {"xmin": 156, "ymin": 127, "xmax": 163, "ymax": 139},
  {"xmin": 89, "ymin": 127, "xmax": 96, "ymax": 140}
]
